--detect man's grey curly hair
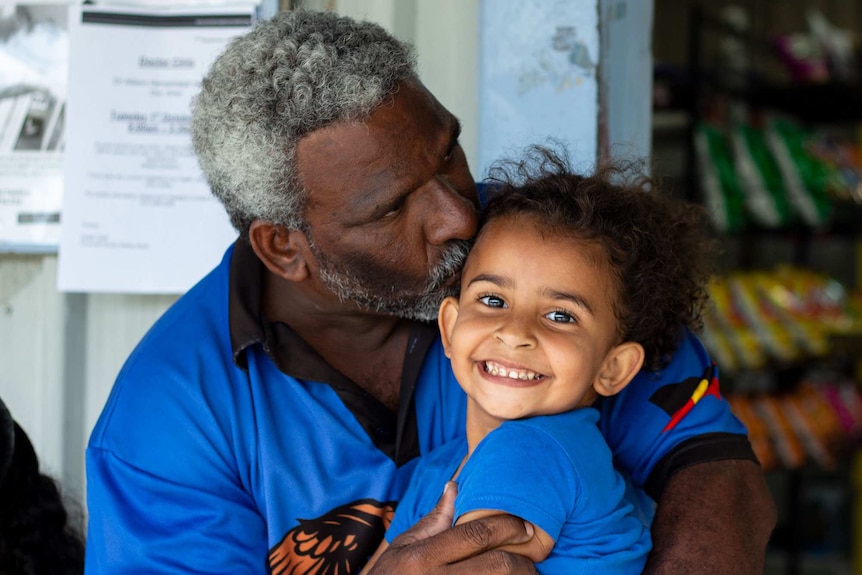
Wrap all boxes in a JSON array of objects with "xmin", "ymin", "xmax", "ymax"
[{"xmin": 191, "ymin": 9, "xmax": 417, "ymax": 235}]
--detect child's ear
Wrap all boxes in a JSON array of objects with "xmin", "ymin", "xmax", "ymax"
[
  {"xmin": 437, "ymin": 297, "xmax": 461, "ymax": 359},
  {"xmin": 593, "ymin": 342, "xmax": 645, "ymax": 397}
]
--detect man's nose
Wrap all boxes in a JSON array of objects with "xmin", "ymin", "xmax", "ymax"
[{"xmin": 423, "ymin": 175, "xmax": 478, "ymax": 245}]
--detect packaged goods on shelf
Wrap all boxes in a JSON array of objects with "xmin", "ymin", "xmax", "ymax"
[
  {"xmin": 703, "ymin": 267, "xmax": 854, "ymax": 370},
  {"xmin": 731, "ymin": 123, "xmax": 796, "ymax": 227},
  {"xmin": 695, "ymin": 124, "xmax": 747, "ymax": 232},
  {"xmin": 764, "ymin": 119, "xmax": 834, "ymax": 227},
  {"xmin": 753, "ymin": 394, "xmax": 807, "ymax": 469},
  {"xmin": 695, "ymin": 117, "xmax": 859, "ymax": 231},
  {"xmin": 729, "ymin": 380, "xmax": 862, "ymax": 471}
]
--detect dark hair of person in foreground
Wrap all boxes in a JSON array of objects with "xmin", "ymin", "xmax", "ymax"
[
  {"xmin": 0, "ymin": 399, "xmax": 85, "ymax": 575},
  {"xmin": 483, "ymin": 145, "xmax": 719, "ymax": 372}
]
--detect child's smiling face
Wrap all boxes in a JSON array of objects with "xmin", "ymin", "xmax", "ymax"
[{"xmin": 439, "ymin": 215, "xmax": 639, "ymax": 430}]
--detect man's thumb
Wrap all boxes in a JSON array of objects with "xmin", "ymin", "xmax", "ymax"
[{"xmin": 392, "ymin": 481, "xmax": 458, "ymax": 547}]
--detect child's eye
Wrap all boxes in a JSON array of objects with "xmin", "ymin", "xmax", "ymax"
[
  {"xmin": 478, "ymin": 294, "xmax": 507, "ymax": 308},
  {"xmin": 545, "ymin": 310, "xmax": 575, "ymax": 323}
]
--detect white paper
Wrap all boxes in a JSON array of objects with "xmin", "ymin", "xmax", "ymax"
[
  {"xmin": 58, "ymin": 4, "xmax": 254, "ymax": 293},
  {"xmin": 0, "ymin": 2, "xmax": 70, "ymax": 252}
]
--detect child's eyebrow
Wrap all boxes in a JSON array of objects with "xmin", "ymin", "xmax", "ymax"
[
  {"xmin": 543, "ymin": 289, "xmax": 595, "ymax": 317},
  {"xmin": 466, "ymin": 273, "xmax": 511, "ymax": 289}
]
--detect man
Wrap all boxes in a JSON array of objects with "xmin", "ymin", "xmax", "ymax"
[{"xmin": 84, "ymin": 9, "xmax": 775, "ymax": 574}]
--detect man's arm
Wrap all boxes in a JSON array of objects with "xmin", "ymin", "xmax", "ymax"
[
  {"xmin": 645, "ymin": 459, "xmax": 776, "ymax": 575},
  {"xmin": 599, "ymin": 331, "xmax": 775, "ymax": 573}
]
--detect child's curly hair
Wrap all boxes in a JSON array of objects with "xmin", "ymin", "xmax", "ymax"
[{"xmin": 483, "ymin": 145, "xmax": 717, "ymax": 371}]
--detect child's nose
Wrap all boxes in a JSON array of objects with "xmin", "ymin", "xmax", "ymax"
[{"xmin": 493, "ymin": 318, "xmax": 537, "ymax": 349}]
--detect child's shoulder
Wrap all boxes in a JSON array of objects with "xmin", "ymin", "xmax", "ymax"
[
  {"xmin": 500, "ymin": 408, "xmax": 602, "ymax": 440},
  {"xmin": 489, "ymin": 409, "xmax": 611, "ymax": 469},
  {"xmin": 417, "ymin": 435, "xmax": 469, "ymax": 473}
]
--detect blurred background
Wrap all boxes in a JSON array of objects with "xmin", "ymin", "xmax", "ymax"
[{"xmin": 652, "ymin": 2, "xmax": 862, "ymax": 573}]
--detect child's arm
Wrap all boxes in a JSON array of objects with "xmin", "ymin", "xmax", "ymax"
[
  {"xmin": 361, "ymin": 481, "xmax": 536, "ymax": 575},
  {"xmin": 456, "ymin": 509, "xmax": 554, "ymax": 563}
]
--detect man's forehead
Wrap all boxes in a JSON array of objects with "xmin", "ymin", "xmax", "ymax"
[
  {"xmin": 294, "ymin": 119, "xmax": 404, "ymax": 203},
  {"xmin": 294, "ymin": 82, "xmax": 457, "ymax": 202}
]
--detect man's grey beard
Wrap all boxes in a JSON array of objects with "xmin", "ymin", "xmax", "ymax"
[{"xmin": 314, "ymin": 240, "xmax": 471, "ymax": 321}]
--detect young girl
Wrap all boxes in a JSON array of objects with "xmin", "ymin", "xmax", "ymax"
[{"xmin": 364, "ymin": 147, "xmax": 718, "ymax": 574}]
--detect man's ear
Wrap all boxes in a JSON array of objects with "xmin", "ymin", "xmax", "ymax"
[
  {"xmin": 593, "ymin": 342, "xmax": 645, "ymax": 397},
  {"xmin": 248, "ymin": 220, "xmax": 311, "ymax": 283},
  {"xmin": 437, "ymin": 297, "xmax": 460, "ymax": 359}
]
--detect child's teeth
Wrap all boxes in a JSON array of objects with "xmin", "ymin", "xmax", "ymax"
[{"xmin": 485, "ymin": 361, "xmax": 540, "ymax": 380}]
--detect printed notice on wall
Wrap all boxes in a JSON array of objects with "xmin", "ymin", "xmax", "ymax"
[
  {"xmin": 0, "ymin": 3, "xmax": 70, "ymax": 252},
  {"xmin": 58, "ymin": 4, "xmax": 254, "ymax": 293}
]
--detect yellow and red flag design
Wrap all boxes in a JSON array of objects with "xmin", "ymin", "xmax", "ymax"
[{"xmin": 649, "ymin": 364, "xmax": 722, "ymax": 433}]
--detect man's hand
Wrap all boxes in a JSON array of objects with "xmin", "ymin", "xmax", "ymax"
[
  {"xmin": 645, "ymin": 459, "xmax": 776, "ymax": 575},
  {"xmin": 366, "ymin": 482, "xmax": 538, "ymax": 574}
]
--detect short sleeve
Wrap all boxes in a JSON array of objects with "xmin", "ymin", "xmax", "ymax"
[
  {"xmin": 599, "ymin": 330, "xmax": 756, "ymax": 499},
  {"xmin": 455, "ymin": 423, "xmax": 578, "ymax": 542}
]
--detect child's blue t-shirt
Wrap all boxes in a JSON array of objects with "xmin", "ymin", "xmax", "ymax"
[{"xmin": 387, "ymin": 408, "xmax": 651, "ymax": 575}]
